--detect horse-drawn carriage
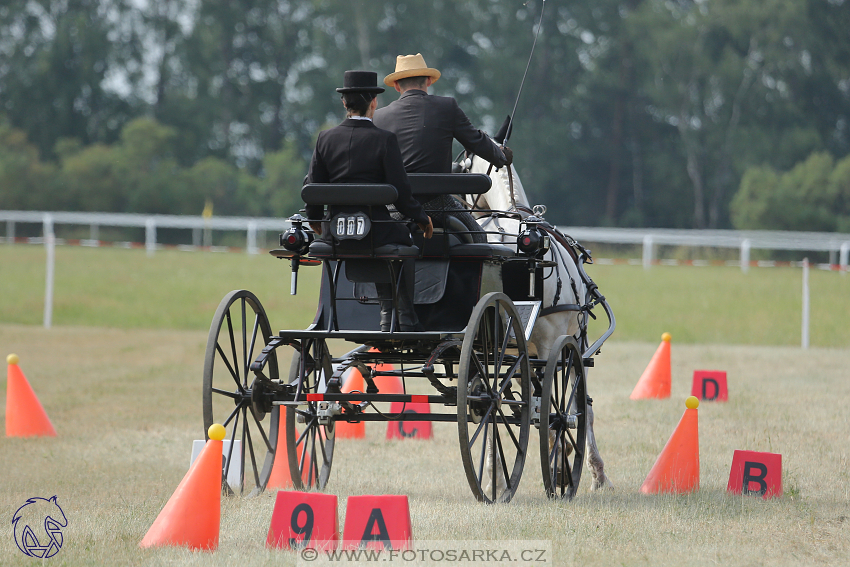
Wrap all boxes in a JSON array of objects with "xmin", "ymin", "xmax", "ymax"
[{"xmin": 201, "ymin": 163, "xmax": 615, "ymax": 504}]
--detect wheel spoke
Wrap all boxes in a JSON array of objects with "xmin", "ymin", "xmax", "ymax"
[
  {"xmin": 497, "ymin": 354, "xmax": 524, "ymax": 396},
  {"xmin": 211, "ymin": 387, "xmax": 240, "ymax": 399},
  {"xmin": 222, "ymin": 404, "xmax": 241, "ymax": 428},
  {"xmin": 225, "ymin": 311, "xmax": 241, "ymax": 386},
  {"xmin": 241, "ymin": 298, "xmax": 248, "ymax": 387},
  {"xmin": 495, "ymin": 313, "xmax": 513, "ymax": 379},
  {"xmin": 494, "ymin": 423, "xmax": 512, "ymax": 492},
  {"xmin": 215, "ymin": 343, "xmax": 244, "ymax": 392},
  {"xmin": 251, "ymin": 411, "xmax": 273, "ymax": 453},
  {"xmin": 294, "ymin": 421, "xmax": 311, "ymax": 448},
  {"xmin": 476, "ymin": 419, "xmax": 490, "ymax": 482},
  {"xmin": 247, "ymin": 313, "xmax": 261, "ymax": 372},
  {"xmin": 240, "ymin": 407, "xmax": 248, "ymax": 495},
  {"xmin": 496, "ymin": 406, "xmax": 522, "ymax": 451},
  {"xmin": 225, "ymin": 411, "xmax": 240, "ymax": 483},
  {"xmin": 244, "ymin": 411, "xmax": 261, "ymax": 488},
  {"xmin": 468, "ymin": 402, "xmax": 496, "ymax": 448}
]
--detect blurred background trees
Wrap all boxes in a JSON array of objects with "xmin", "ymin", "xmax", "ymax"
[{"xmin": 1, "ymin": 0, "xmax": 848, "ymax": 229}]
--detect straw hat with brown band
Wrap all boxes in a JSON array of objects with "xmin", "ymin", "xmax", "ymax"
[{"xmin": 383, "ymin": 53, "xmax": 441, "ymax": 87}]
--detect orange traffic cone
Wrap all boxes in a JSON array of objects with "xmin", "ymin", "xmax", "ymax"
[
  {"xmin": 140, "ymin": 424, "xmax": 225, "ymax": 550},
  {"xmin": 630, "ymin": 333, "xmax": 672, "ymax": 399},
  {"xmin": 6, "ymin": 354, "xmax": 56, "ymax": 437},
  {"xmin": 267, "ymin": 415, "xmax": 292, "ymax": 490},
  {"xmin": 640, "ymin": 396, "xmax": 700, "ymax": 494},
  {"xmin": 335, "ymin": 369, "xmax": 365, "ymax": 439}
]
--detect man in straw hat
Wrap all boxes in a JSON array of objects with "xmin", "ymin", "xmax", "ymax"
[
  {"xmin": 305, "ymin": 70, "xmax": 432, "ymax": 331},
  {"xmin": 374, "ymin": 54, "xmax": 512, "ymax": 240}
]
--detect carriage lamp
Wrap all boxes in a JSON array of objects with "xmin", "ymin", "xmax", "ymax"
[
  {"xmin": 281, "ymin": 214, "xmax": 317, "ymax": 295},
  {"xmin": 518, "ymin": 218, "xmax": 550, "ymax": 297},
  {"xmin": 517, "ymin": 214, "xmax": 550, "ymax": 257},
  {"xmin": 280, "ymin": 214, "xmax": 315, "ymax": 255}
]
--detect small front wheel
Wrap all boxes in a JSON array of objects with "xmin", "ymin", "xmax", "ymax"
[
  {"xmin": 540, "ymin": 335, "xmax": 587, "ymax": 499},
  {"xmin": 286, "ymin": 338, "xmax": 335, "ymax": 490}
]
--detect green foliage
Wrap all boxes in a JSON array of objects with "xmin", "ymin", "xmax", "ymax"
[
  {"xmin": 0, "ymin": 0, "xmax": 848, "ymax": 228},
  {"xmin": 0, "ymin": 119, "xmax": 57, "ymax": 210},
  {"xmin": 731, "ymin": 152, "xmax": 850, "ymax": 232}
]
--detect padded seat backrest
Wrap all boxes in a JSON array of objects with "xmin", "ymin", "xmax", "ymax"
[
  {"xmin": 301, "ymin": 183, "xmax": 397, "ymax": 206},
  {"xmin": 408, "ymin": 173, "xmax": 491, "ymax": 196}
]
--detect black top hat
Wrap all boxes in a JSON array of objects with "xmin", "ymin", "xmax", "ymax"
[{"xmin": 336, "ymin": 70, "xmax": 386, "ymax": 94}]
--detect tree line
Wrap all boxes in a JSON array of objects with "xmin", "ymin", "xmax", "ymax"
[{"xmin": 1, "ymin": 0, "xmax": 848, "ymax": 230}]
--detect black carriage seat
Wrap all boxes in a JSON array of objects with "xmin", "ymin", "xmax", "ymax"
[
  {"xmin": 408, "ymin": 173, "xmax": 515, "ymax": 259},
  {"xmin": 301, "ymin": 183, "xmax": 419, "ymax": 259}
]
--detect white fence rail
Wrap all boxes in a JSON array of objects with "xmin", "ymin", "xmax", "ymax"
[
  {"xmin": 2, "ymin": 210, "xmax": 849, "ymax": 271},
  {"xmin": 2, "ymin": 211, "xmax": 847, "ymax": 339},
  {"xmin": 1, "ymin": 210, "xmax": 288, "ymax": 256}
]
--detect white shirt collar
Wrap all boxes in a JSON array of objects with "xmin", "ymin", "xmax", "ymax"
[{"xmin": 348, "ymin": 116, "xmax": 372, "ymax": 121}]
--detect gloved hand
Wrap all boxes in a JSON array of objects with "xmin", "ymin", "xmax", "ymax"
[
  {"xmin": 501, "ymin": 145, "xmax": 513, "ymax": 166},
  {"xmin": 417, "ymin": 216, "xmax": 434, "ymax": 239}
]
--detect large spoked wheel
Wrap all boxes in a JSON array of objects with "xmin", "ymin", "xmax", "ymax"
[
  {"xmin": 203, "ymin": 290, "xmax": 279, "ymax": 496},
  {"xmin": 540, "ymin": 335, "xmax": 587, "ymax": 499},
  {"xmin": 457, "ymin": 292, "xmax": 531, "ymax": 503},
  {"xmin": 286, "ymin": 338, "xmax": 335, "ymax": 490}
]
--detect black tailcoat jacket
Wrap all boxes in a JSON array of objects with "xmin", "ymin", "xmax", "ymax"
[
  {"xmin": 305, "ymin": 118, "xmax": 428, "ymax": 246},
  {"xmin": 373, "ymin": 89, "xmax": 508, "ymax": 178}
]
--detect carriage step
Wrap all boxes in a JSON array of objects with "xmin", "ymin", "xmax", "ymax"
[{"xmin": 583, "ymin": 357, "xmax": 594, "ymax": 367}]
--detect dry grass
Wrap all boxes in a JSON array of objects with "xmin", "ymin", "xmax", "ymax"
[{"xmin": 1, "ymin": 324, "xmax": 848, "ymax": 566}]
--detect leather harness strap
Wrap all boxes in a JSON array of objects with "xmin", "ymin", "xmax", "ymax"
[{"xmin": 540, "ymin": 303, "xmax": 582, "ymax": 317}]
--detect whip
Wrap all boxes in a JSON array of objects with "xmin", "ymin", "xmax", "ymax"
[{"xmin": 500, "ymin": 0, "xmax": 547, "ymax": 143}]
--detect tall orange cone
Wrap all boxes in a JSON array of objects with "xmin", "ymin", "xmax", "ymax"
[
  {"xmin": 140, "ymin": 424, "xmax": 225, "ymax": 550},
  {"xmin": 630, "ymin": 333, "xmax": 672, "ymax": 399},
  {"xmin": 6, "ymin": 354, "xmax": 56, "ymax": 437},
  {"xmin": 640, "ymin": 396, "xmax": 700, "ymax": 494},
  {"xmin": 267, "ymin": 415, "xmax": 292, "ymax": 489},
  {"xmin": 335, "ymin": 369, "xmax": 365, "ymax": 439}
]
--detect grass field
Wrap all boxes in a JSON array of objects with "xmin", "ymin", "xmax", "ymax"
[
  {"xmin": 0, "ymin": 325, "xmax": 848, "ymax": 566},
  {"xmin": 2, "ymin": 244, "xmax": 849, "ymax": 347}
]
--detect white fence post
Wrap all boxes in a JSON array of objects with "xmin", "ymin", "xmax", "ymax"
[
  {"xmin": 145, "ymin": 218, "xmax": 156, "ymax": 256},
  {"xmin": 642, "ymin": 235, "xmax": 654, "ymax": 269},
  {"xmin": 801, "ymin": 258, "xmax": 810, "ymax": 349},
  {"xmin": 247, "ymin": 221, "xmax": 258, "ymax": 255},
  {"xmin": 740, "ymin": 239, "xmax": 751, "ymax": 273},
  {"xmin": 5, "ymin": 220, "xmax": 14, "ymax": 244},
  {"xmin": 840, "ymin": 242, "xmax": 849, "ymax": 275},
  {"xmin": 43, "ymin": 214, "xmax": 55, "ymax": 329}
]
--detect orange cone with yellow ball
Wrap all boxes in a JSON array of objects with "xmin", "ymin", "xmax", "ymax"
[
  {"xmin": 640, "ymin": 396, "xmax": 700, "ymax": 494},
  {"xmin": 630, "ymin": 333, "xmax": 672, "ymax": 400},
  {"xmin": 6, "ymin": 354, "xmax": 57, "ymax": 437},
  {"xmin": 140, "ymin": 424, "xmax": 226, "ymax": 550}
]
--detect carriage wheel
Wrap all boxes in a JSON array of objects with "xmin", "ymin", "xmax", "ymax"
[
  {"xmin": 203, "ymin": 290, "xmax": 279, "ymax": 496},
  {"xmin": 540, "ymin": 335, "xmax": 587, "ymax": 499},
  {"xmin": 457, "ymin": 292, "xmax": 531, "ymax": 503},
  {"xmin": 286, "ymin": 338, "xmax": 335, "ymax": 490}
]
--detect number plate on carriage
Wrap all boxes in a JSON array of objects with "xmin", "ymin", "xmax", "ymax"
[{"xmin": 330, "ymin": 212, "xmax": 370, "ymax": 240}]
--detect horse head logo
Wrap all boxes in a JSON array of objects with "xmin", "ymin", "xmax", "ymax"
[{"xmin": 12, "ymin": 496, "xmax": 68, "ymax": 558}]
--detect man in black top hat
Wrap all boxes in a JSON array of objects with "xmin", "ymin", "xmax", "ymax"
[{"xmin": 305, "ymin": 70, "xmax": 432, "ymax": 331}]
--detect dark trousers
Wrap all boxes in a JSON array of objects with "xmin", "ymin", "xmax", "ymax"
[{"xmin": 375, "ymin": 260, "xmax": 420, "ymax": 332}]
